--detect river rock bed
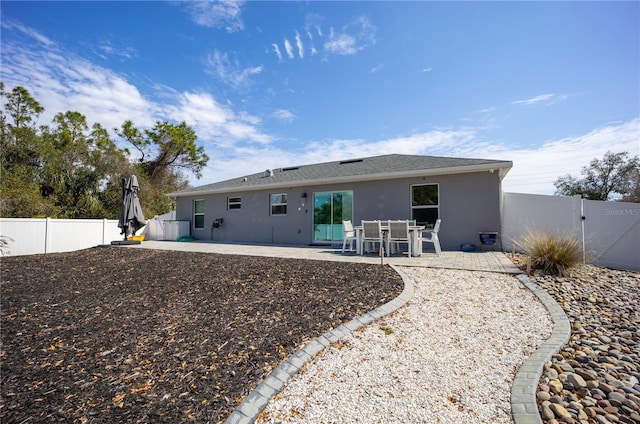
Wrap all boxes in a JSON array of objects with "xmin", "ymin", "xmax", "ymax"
[{"xmin": 514, "ymin": 257, "xmax": 640, "ymax": 424}]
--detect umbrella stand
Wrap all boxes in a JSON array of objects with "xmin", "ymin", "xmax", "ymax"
[{"xmin": 111, "ymin": 239, "xmax": 141, "ymax": 245}]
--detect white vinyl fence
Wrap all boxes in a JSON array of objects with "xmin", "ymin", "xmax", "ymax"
[
  {"xmin": 502, "ymin": 192, "xmax": 640, "ymax": 271},
  {"xmin": 0, "ymin": 218, "xmax": 122, "ymax": 256},
  {"xmin": 0, "ymin": 212, "xmax": 178, "ymax": 257},
  {"xmin": 144, "ymin": 211, "xmax": 176, "ymax": 241},
  {"xmin": 583, "ymin": 200, "xmax": 640, "ymax": 270}
]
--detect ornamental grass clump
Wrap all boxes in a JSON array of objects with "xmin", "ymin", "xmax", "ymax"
[{"xmin": 518, "ymin": 231, "xmax": 583, "ymax": 276}]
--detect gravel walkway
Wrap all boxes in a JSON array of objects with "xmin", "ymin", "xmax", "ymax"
[{"xmin": 257, "ymin": 267, "xmax": 553, "ymax": 424}]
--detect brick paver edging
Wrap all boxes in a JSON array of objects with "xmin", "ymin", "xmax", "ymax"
[
  {"xmin": 224, "ymin": 264, "xmax": 415, "ymax": 424},
  {"xmin": 511, "ymin": 273, "xmax": 572, "ymax": 424}
]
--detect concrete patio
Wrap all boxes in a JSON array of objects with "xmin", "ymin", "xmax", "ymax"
[{"xmin": 130, "ymin": 240, "xmax": 521, "ymax": 274}]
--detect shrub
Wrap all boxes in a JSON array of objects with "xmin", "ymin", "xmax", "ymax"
[{"xmin": 517, "ymin": 231, "xmax": 583, "ymax": 276}]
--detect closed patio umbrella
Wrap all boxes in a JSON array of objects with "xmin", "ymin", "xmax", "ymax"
[{"xmin": 115, "ymin": 175, "xmax": 146, "ymax": 243}]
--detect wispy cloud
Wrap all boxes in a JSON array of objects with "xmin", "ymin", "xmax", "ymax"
[
  {"xmin": 422, "ymin": 67, "xmax": 433, "ymax": 73},
  {"xmin": 370, "ymin": 64, "xmax": 384, "ymax": 73},
  {"xmin": 324, "ymin": 30, "xmax": 359, "ymax": 56},
  {"xmin": 167, "ymin": 91, "xmax": 272, "ymax": 147},
  {"xmin": 97, "ymin": 40, "xmax": 138, "ymax": 60},
  {"xmin": 295, "ymin": 31, "xmax": 304, "ymax": 59},
  {"xmin": 4, "ymin": 17, "xmax": 137, "ymax": 67},
  {"xmin": 305, "ymin": 13, "xmax": 324, "ymax": 38},
  {"xmin": 272, "ymin": 15, "xmax": 376, "ymax": 61},
  {"xmin": 512, "ymin": 93, "xmax": 568, "ymax": 106},
  {"xmin": 324, "ymin": 16, "xmax": 376, "ymax": 57},
  {"xmin": 303, "ymin": 26, "xmax": 320, "ymax": 56},
  {"xmin": 283, "ymin": 38, "xmax": 294, "ymax": 59},
  {"xmin": 205, "ymin": 50, "xmax": 263, "ymax": 87},
  {"xmin": 272, "ymin": 109, "xmax": 296, "ymax": 123},
  {"xmin": 476, "ymin": 107, "xmax": 496, "ymax": 114},
  {"xmin": 178, "ymin": 0, "xmax": 245, "ymax": 32},
  {"xmin": 1, "ymin": 29, "xmax": 155, "ymax": 131},
  {"xmin": 271, "ymin": 43, "xmax": 283, "ymax": 60},
  {"xmin": 0, "ymin": 18, "xmax": 54, "ymax": 46}
]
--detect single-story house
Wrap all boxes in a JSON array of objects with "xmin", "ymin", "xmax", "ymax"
[{"xmin": 167, "ymin": 154, "xmax": 512, "ymax": 251}]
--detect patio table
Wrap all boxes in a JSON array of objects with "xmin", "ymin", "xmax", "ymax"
[{"xmin": 353, "ymin": 224, "xmax": 425, "ymax": 256}]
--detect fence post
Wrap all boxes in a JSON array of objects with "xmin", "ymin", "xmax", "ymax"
[
  {"xmin": 45, "ymin": 217, "xmax": 52, "ymax": 254},
  {"xmin": 102, "ymin": 218, "xmax": 107, "ymax": 244},
  {"xmin": 570, "ymin": 195, "xmax": 585, "ymax": 265},
  {"xmin": 580, "ymin": 197, "xmax": 586, "ymax": 265}
]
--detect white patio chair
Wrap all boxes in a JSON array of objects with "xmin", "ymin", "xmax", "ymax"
[
  {"xmin": 386, "ymin": 220, "xmax": 411, "ymax": 258},
  {"xmin": 342, "ymin": 220, "xmax": 357, "ymax": 253},
  {"xmin": 361, "ymin": 220, "xmax": 384, "ymax": 255},
  {"xmin": 421, "ymin": 219, "xmax": 442, "ymax": 256}
]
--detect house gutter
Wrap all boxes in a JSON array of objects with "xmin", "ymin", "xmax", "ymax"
[{"xmin": 167, "ymin": 162, "xmax": 512, "ymax": 198}]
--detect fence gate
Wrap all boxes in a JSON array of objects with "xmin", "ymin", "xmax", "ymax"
[{"xmin": 582, "ymin": 200, "xmax": 640, "ymax": 270}]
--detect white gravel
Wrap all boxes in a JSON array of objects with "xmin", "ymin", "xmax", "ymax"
[{"xmin": 257, "ymin": 267, "xmax": 553, "ymax": 424}]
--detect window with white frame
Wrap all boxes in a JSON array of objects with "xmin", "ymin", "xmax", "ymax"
[
  {"xmin": 270, "ymin": 193, "xmax": 287, "ymax": 215},
  {"xmin": 194, "ymin": 199, "xmax": 205, "ymax": 229},
  {"xmin": 227, "ymin": 196, "xmax": 242, "ymax": 210},
  {"xmin": 411, "ymin": 184, "xmax": 439, "ymax": 227}
]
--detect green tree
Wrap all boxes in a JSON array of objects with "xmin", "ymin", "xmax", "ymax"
[
  {"xmin": 117, "ymin": 120, "xmax": 208, "ymax": 178},
  {"xmin": 554, "ymin": 151, "xmax": 640, "ymax": 201},
  {"xmin": 621, "ymin": 170, "xmax": 640, "ymax": 203},
  {"xmin": 116, "ymin": 120, "xmax": 208, "ymax": 216},
  {"xmin": 39, "ymin": 112, "xmax": 101, "ymax": 218},
  {"xmin": 0, "ymin": 83, "xmax": 45, "ymax": 176},
  {"xmin": 39, "ymin": 112, "xmax": 135, "ymax": 218},
  {"xmin": 0, "ymin": 83, "xmax": 44, "ymax": 134},
  {"xmin": 1, "ymin": 85, "xmax": 134, "ymax": 218},
  {"xmin": 91, "ymin": 124, "xmax": 135, "ymax": 218},
  {"xmin": 0, "ymin": 84, "xmax": 55, "ymax": 217},
  {"xmin": 1, "ymin": 84, "xmax": 208, "ymax": 218}
]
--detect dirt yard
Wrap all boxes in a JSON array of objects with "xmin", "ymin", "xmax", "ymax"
[{"xmin": 1, "ymin": 246, "xmax": 403, "ymax": 423}]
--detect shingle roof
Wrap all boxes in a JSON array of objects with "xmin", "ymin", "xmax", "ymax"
[{"xmin": 168, "ymin": 154, "xmax": 512, "ymax": 197}]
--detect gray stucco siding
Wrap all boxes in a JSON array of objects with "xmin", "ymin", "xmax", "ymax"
[
  {"xmin": 174, "ymin": 170, "xmax": 502, "ymax": 250},
  {"xmin": 436, "ymin": 172, "xmax": 502, "ymax": 249},
  {"xmin": 176, "ymin": 188, "xmax": 311, "ymax": 244}
]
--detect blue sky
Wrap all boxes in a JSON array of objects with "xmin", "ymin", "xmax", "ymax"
[{"xmin": 1, "ymin": 1, "xmax": 638, "ymax": 195}]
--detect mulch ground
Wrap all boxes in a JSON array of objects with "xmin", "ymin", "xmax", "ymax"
[{"xmin": 1, "ymin": 247, "xmax": 403, "ymax": 423}]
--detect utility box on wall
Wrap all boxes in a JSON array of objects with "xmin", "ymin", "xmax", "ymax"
[{"xmin": 163, "ymin": 220, "xmax": 190, "ymax": 241}]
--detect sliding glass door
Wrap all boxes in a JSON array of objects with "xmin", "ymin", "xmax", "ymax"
[{"xmin": 313, "ymin": 191, "xmax": 353, "ymax": 242}]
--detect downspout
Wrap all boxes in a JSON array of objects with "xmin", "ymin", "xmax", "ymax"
[{"xmin": 498, "ymin": 167, "xmax": 509, "ymax": 252}]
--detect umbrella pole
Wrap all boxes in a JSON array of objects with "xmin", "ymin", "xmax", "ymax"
[{"xmin": 122, "ymin": 178, "xmax": 127, "ymax": 240}]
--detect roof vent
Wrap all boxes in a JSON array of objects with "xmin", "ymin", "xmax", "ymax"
[
  {"xmin": 339, "ymin": 159, "xmax": 363, "ymax": 165},
  {"xmin": 265, "ymin": 169, "xmax": 274, "ymax": 177}
]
